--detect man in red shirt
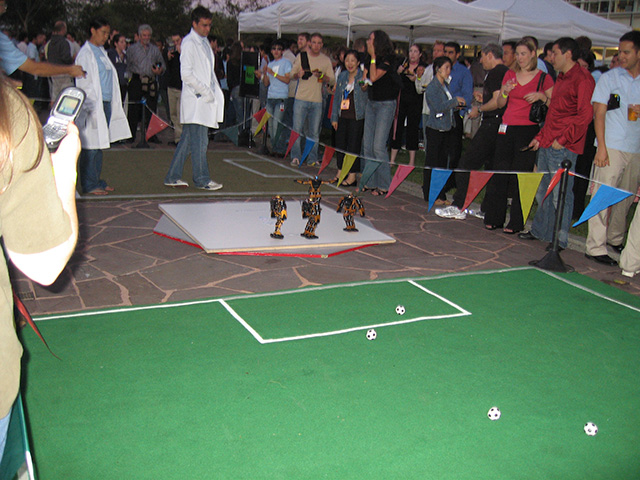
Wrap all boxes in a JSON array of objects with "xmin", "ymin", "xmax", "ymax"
[{"xmin": 519, "ymin": 37, "xmax": 595, "ymax": 250}]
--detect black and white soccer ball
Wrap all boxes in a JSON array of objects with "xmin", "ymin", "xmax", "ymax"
[
  {"xmin": 487, "ymin": 407, "xmax": 501, "ymax": 421},
  {"xmin": 584, "ymin": 422, "xmax": 598, "ymax": 436},
  {"xmin": 395, "ymin": 305, "xmax": 406, "ymax": 315},
  {"xmin": 366, "ymin": 329, "xmax": 377, "ymax": 340}
]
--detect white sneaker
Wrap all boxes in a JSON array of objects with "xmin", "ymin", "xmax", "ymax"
[
  {"xmin": 465, "ymin": 208, "xmax": 485, "ymax": 220},
  {"xmin": 164, "ymin": 179, "xmax": 189, "ymax": 188},
  {"xmin": 622, "ymin": 270, "xmax": 638, "ymax": 278},
  {"xmin": 197, "ymin": 180, "xmax": 223, "ymax": 191},
  {"xmin": 435, "ymin": 205, "xmax": 466, "ymax": 220}
]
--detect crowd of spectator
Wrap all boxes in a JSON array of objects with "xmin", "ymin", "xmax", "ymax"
[{"xmin": 1, "ymin": 3, "xmax": 639, "ymax": 275}]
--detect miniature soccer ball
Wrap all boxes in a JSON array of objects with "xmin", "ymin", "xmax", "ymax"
[
  {"xmin": 366, "ymin": 329, "xmax": 377, "ymax": 340},
  {"xmin": 584, "ymin": 422, "xmax": 598, "ymax": 436},
  {"xmin": 487, "ymin": 407, "xmax": 501, "ymax": 421},
  {"xmin": 395, "ymin": 305, "xmax": 406, "ymax": 315}
]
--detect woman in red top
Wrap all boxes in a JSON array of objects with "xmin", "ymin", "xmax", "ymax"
[{"xmin": 483, "ymin": 37, "xmax": 554, "ymax": 233}]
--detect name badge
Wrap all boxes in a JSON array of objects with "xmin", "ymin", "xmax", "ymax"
[
  {"xmin": 341, "ymin": 99, "xmax": 350, "ymax": 110},
  {"xmin": 498, "ymin": 123, "xmax": 508, "ymax": 135}
]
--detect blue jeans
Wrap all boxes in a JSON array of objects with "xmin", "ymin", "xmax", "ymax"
[
  {"xmin": 79, "ymin": 101, "xmax": 111, "ymax": 193},
  {"xmin": 360, "ymin": 99, "xmax": 397, "ymax": 190},
  {"xmin": 530, "ymin": 147, "xmax": 578, "ymax": 248},
  {"xmin": 165, "ymin": 123, "xmax": 212, "ymax": 187},
  {"xmin": 291, "ymin": 99, "xmax": 323, "ymax": 164},
  {"xmin": 275, "ymin": 97, "xmax": 295, "ymax": 153},
  {"xmin": 266, "ymin": 98, "xmax": 287, "ymax": 154}
]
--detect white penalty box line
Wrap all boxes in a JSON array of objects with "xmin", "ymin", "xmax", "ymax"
[
  {"xmin": 222, "ymin": 152, "xmax": 309, "ymax": 179},
  {"xmin": 219, "ymin": 279, "xmax": 472, "ymax": 345}
]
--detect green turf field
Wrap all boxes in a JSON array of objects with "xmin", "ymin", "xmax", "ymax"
[{"xmin": 20, "ymin": 268, "xmax": 640, "ymax": 479}]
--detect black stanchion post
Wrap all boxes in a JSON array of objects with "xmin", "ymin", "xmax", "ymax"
[
  {"xmin": 136, "ymin": 100, "xmax": 150, "ymax": 149},
  {"xmin": 530, "ymin": 159, "xmax": 574, "ymax": 273}
]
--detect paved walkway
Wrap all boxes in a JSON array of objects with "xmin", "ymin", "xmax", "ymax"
[{"xmin": 13, "ymin": 153, "xmax": 638, "ymax": 316}]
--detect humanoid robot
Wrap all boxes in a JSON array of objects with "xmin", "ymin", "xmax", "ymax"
[
  {"xmin": 295, "ymin": 176, "xmax": 329, "ymax": 202},
  {"xmin": 270, "ymin": 195, "xmax": 287, "ymax": 239},
  {"xmin": 337, "ymin": 194, "xmax": 365, "ymax": 232},
  {"xmin": 301, "ymin": 198, "xmax": 321, "ymax": 239}
]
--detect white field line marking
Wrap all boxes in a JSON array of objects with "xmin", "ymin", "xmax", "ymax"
[
  {"xmin": 244, "ymin": 280, "xmax": 472, "ymax": 344},
  {"xmin": 408, "ymin": 280, "xmax": 471, "ymax": 316},
  {"xmin": 219, "ymin": 300, "xmax": 266, "ymax": 344},
  {"xmin": 259, "ymin": 312, "xmax": 471, "ymax": 344},
  {"xmin": 540, "ymin": 269, "xmax": 640, "ymax": 314}
]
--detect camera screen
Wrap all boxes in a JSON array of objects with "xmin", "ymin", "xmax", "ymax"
[{"xmin": 57, "ymin": 96, "xmax": 80, "ymax": 116}]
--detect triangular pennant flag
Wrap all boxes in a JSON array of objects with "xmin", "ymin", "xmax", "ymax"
[
  {"xmin": 461, "ymin": 171, "xmax": 493, "ymax": 211},
  {"xmin": 252, "ymin": 107, "xmax": 267, "ymax": 123},
  {"xmin": 572, "ymin": 184, "xmax": 633, "ymax": 227},
  {"xmin": 541, "ymin": 168, "xmax": 565, "ymax": 205},
  {"xmin": 254, "ymin": 112, "xmax": 271, "ymax": 137},
  {"xmin": 359, "ymin": 159, "xmax": 381, "ymax": 191},
  {"xmin": 222, "ymin": 126, "xmax": 239, "ymax": 146},
  {"xmin": 284, "ymin": 130, "xmax": 300, "ymax": 159},
  {"xmin": 146, "ymin": 112, "xmax": 170, "ymax": 140},
  {"xmin": 318, "ymin": 147, "xmax": 335, "ymax": 175},
  {"xmin": 428, "ymin": 169, "xmax": 453, "ymax": 211},
  {"xmin": 337, "ymin": 154, "xmax": 357, "ymax": 185},
  {"xmin": 273, "ymin": 122, "xmax": 285, "ymax": 147},
  {"xmin": 386, "ymin": 165, "xmax": 415, "ymax": 198},
  {"xmin": 517, "ymin": 172, "xmax": 544, "ymax": 224},
  {"xmin": 300, "ymin": 138, "xmax": 316, "ymax": 166}
]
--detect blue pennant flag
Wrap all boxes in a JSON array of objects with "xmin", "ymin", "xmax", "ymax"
[
  {"xmin": 573, "ymin": 184, "xmax": 633, "ymax": 227},
  {"xmin": 428, "ymin": 169, "xmax": 453, "ymax": 211},
  {"xmin": 299, "ymin": 139, "xmax": 316, "ymax": 167}
]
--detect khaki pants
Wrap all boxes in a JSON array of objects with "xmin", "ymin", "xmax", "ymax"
[
  {"xmin": 620, "ymin": 201, "xmax": 640, "ymax": 274},
  {"xmin": 167, "ymin": 87, "xmax": 182, "ymax": 143},
  {"xmin": 48, "ymin": 75, "xmax": 74, "ymax": 104},
  {"xmin": 586, "ymin": 148, "xmax": 640, "ymax": 256}
]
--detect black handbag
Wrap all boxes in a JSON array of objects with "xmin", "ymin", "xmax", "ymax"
[{"xmin": 529, "ymin": 72, "xmax": 548, "ymax": 124}]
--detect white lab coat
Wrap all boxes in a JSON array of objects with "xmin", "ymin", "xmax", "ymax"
[
  {"xmin": 179, "ymin": 29, "xmax": 224, "ymax": 128},
  {"xmin": 75, "ymin": 42, "xmax": 131, "ymax": 149}
]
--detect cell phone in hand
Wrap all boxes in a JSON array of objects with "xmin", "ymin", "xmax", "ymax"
[{"xmin": 43, "ymin": 87, "xmax": 85, "ymax": 152}]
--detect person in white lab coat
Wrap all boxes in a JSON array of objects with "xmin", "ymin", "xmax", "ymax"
[
  {"xmin": 75, "ymin": 17, "xmax": 131, "ymax": 195},
  {"xmin": 164, "ymin": 6, "xmax": 224, "ymax": 191}
]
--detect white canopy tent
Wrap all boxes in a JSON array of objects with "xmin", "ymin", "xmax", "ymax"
[
  {"xmin": 238, "ymin": 0, "xmax": 628, "ymax": 47},
  {"xmin": 470, "ymin": 0, "xmax": 629, "ymax": 46},
  {"xmin": 238, "ymin": 0, "xmax": 505, "ymax": 45}
]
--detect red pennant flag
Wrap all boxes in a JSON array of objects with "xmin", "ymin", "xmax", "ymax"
[
  {"xmin": 13, "ymin": 291, "xmax": 60, "ymax": 360},
  {"xmin": 386, "ymin": 165, "xmax": 415, "ymax": 198},
  {"xmin": 284, "ymin": 130, "xmax": 300, "ymax": 160},
  {"xmin": 146, "ymin": 113, "xmax": 170, "ymax": 141},
  {"xmin": 541, "ymin": 168, "xmax": 565, "ymax": 205},
  {"xmin": 318, "ymin": 147, "xmax": 335, "ymax": 175},
  {"xmin": 461, "ymin": 171, "xmax": 494, "ymax": 211},
  {"xmin": 252, "ymin": 107, "xmax": 267, "ymax": 123}
]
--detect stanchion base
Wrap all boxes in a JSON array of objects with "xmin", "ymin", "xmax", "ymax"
[{"xmin": 529, "ymin": 250, "xmax": 574, "ymax": 273}]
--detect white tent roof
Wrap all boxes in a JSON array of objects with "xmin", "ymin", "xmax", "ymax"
[
  {"xmin": 470, "ymin": 0, "xmax": 628, "ymax": 46},
  {"xmin": 238, "ymin": 0, "xmax": 505, "ymax": 44}
]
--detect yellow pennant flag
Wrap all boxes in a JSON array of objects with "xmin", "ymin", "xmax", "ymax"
[
  {"xmin": 517, "ymin": 172, "xmax": 544, "ymax": 224},
  {"xmin": 254, "ymin": 112, "xmax": 271, "ymax": 137},
  {"xmin": 337, "ymin": 154, "xmax": 357, "ymax": 186}
]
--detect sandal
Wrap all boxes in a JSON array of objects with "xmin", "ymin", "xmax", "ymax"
[
  {"xmin": 485, "ymin": 224, "xmax": 499, "ymax": 230},
  {"xmin": 503, "ymin": 228, "xmax": 521, "ymax": 235},
  {"xmin": 340, "ymin": 180, "xmax": 357, "ymax": 187},
  {"xmin": 87, "ymin": 189, "xmax": 108, "ymax": 196},
  {"xmin": 371, "ymin": 188, "xmax": 388, "ymax": 196},
  {"xmin": 329, "ymin": 177, "xmax": 339, "ymax": 184}
]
